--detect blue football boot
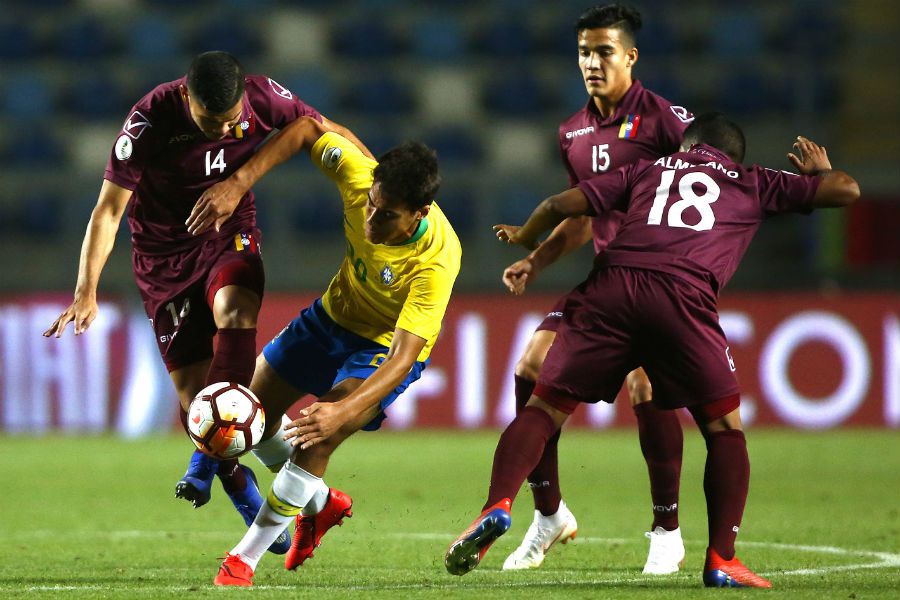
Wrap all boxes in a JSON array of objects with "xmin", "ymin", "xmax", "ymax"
[
  {"xmin": 445, "ymin": 498, "xmax": 512, "ymax": 575},
  {"xmin": 221, "ymin": 464, "xmax": 291, "ymax": 555},
  {"xmin": 175, "ymin": 450, "xmax": 218, "ymax": 508}
]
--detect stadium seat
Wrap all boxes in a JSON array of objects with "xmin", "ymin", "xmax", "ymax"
[
  {"xmin": 341, "ymin": 75, "xmax": 414, "ymax": 116},
  {"xmin": 707, "ymin": 11, "xmax": 763, "ymax": 58},
  {"xmin": 433, "ymin": 188, "xmax": 476, "ymax": 236},
  {"xmin": 4, "ymin": 124, "xmax": 65, "ymax": 165},
  {"xmin": 17, "ymin": 193, "xmax": 62, "ymax": 236},
  {"xmin": 128, "ymin": 16, "xmax": 181, "ymax": 62},
  {"xmin": 65, "ymin": 73, "xmax": 128, "ymax": 120},
  {"xmin": 475, "ymin": 20, "xmax": 537, "ymax": 58},
  {"xmin": 422, "ymin": 127, "xmax": 483, "ymax": 166},
  {"xmin": 330, "ymin": 17, "xmax": 402, "ymax": 60},
  {"xmin": 1, "ymin": 73, "xmax": 55, "ymax": 120},
  {"xmin": 482, "ymin": 70, "xmax": 550, "ymax": 116},
  {"xmin": 412, "ymin": 15, "xmax": 467, "ymax": 63},
  {"xmin": 54, "ymin": 17, "xmax": 118, "ymax": 60},
  {"xmin": 282, "ymin": 69, "xmax": 337, "ymax": 114},
  {"xmin": 0, "ymin": 19, "xmax": 39, "ymax": 60},
  {"xmin": 190, "ymin": 19, "xmax": 262, "ymax": 59},
  {"xmin": 290, "ymin": 190, "xmax": 344, "ymax": 234}
]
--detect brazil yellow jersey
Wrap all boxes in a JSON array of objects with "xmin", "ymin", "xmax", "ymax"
[{"xmin": 311, "ymin": 132, "xmax": 462, "ymax": 362}]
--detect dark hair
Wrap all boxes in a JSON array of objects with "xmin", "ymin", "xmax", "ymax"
[
  {"xmin": 186, "ymin": 51, "xmax": 245, "ymax": 114},
  {"xmin": 575, "ymin": 4, "xmax": 642, "ymax": 47},
  {"xmin": 682, "ymin": 112, "xmax": 746, "ymax": 163},
  {"xmin": 374, "ymin": 142, "xmax": 441, "ymax": 211}
]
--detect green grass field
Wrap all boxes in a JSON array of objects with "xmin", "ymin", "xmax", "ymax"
[{"xmin": 1, "ymin": 430, "xmax": 898, "ymax": 598}]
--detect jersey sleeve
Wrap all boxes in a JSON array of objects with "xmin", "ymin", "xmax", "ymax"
[
  {"xmin": 577, "ymin": 164, "xmax": 633, "ymax": 214},
  {"xmin": 396, "ymin": 265, "xmax": 455, "ymax": 345},
  {"xmin": 310, "ymin": 132, "xmax": 378, "ymax": 207},
  {"xmin": 757, "ymin": 167, "xmax": 821, "ymax": 215},
  {"xmin": 656, "ymin": 103, "xmax": 694, "ymax": 155},
  {"xmin": 103, "ymin": 106, "xmax": 159, "ymax": 191},
  {"xmin": 249, "ymin": 75, "xmax": 322, "ymax": 129}
]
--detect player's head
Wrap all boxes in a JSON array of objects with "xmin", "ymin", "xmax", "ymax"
[
  {"xmin": 575, "ymin": 4, "xmax": 641, "ymax": 104},
  {"xmin": 681, "ymin": 113, "xmax": 746, "ymax": 163},
  {"xmin": 367, "ymin": 142, "xmax": 441, "ymax": 245},
  {"xmin": 184, "ymin": 51, "xmax": 245, "ymax": 141}
]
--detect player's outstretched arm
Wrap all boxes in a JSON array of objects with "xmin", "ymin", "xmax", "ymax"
[
  {"xmin": 501, "ymin": 187, "xmax": 592, "ymax": 250},
  {"xmin": 787, "ymin": 135, "xmax": 860, "ymax": 208},
  {"xmin": 186, "ymin": 116, "xmax": 330, "ymax": 235},
  {"xmin": 284, "ymin": 328, "xmax": 427, "ymax": 449},
  {"xmin": 44, "ymin": 180, "xmax": 131, "ymax": 338},
  {"xmin": 322, "ymin": 117, "xmax": 374, "ymax": 160}
]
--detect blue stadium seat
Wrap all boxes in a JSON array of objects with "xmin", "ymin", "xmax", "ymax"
[
  {"xmin": 412, "ymin": 15, "xmax": 467, "ymax": 62},
  {"xmin": 128, "ymin": 16, "xmax": 181, "ymax": 62},
  {"xmin": 341, "ymin": 76, "xmax": 414, "ymax": 116},
  {"xmin": 4, "ymin": 125, "xmax": 64, "ymax": 165},
  {"xmin": 330, "ymin": 17, "xmax": 402, "ymax": 60},
  {"xmin": 482, "ymin": 70, "xmax": 550, "ymax": 116},
  {"xmin": 716, "ymin": 69, "xmax": 789, "ymax": 116},
  {"xmin": 707, "ymin": 12, "xmax": 764, "ymax": 58},
  {"xmin": 282, "ymin": 69, "xmax": 337, "ymax": 114},
  {"xmin": 423, "ymin": 127, "xmax": 482, "ymax": 166},
  {"xmin": 190, "ymin": 19, "xmax": 262, "ymax": 58},
  {"xmin": 66, "ymin": 73, "xmax": 128, "ymax": 120},
  {"xmin": 54, "ymin": 17, "xmax": 118, "ymax": 60},
  {"xmin": 18, "ymin": 193, "xmax": 63, "ymax": 236},
  {"xmin": 0, "ymin": 19, "xmax": 39, "ymax": 60},
  {"xmin": 290, "ymin": 190, "xmax": 343, "ymax": 234},
  {"xmin": 433, "ymin": 188, "xmax": 476, "ymax": 236},
  {"xmin": 475, "ymin": 20, "xmax": 537, "ymax": 58},
  {"xmin": 2, "ymin": 73, "xmax": 55, "ymax": 119},
  {"xmin": 496, "ymin": 186, "xmax": 545, "ymax": 225}
]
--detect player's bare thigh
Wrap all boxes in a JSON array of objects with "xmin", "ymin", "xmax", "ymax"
[
  {"xmin": 515, "ymin": 329, "xmax": 557, "ymax": 381},
  {"xmin": 252, "ymin": 353, "xmax": 309, "ymax": 438},
  {"xmin": 170, "ymin": 359, "xmax": 212, "ymax": 412},
  {"xmin": 626, "ymin": 367, "xmax": 653, "ymax": 407}
]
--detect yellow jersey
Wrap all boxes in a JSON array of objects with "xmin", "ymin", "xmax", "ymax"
[{"xmin": 311, "ymin": 132, "xmax": 462, "ymax": 362}]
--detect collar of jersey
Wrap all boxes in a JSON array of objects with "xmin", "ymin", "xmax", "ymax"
[{"xmin": 392, "ymin": 216, "xmax": 428, "ymax": 246}]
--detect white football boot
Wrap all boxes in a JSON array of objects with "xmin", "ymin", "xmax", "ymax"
[
  {"xmin": 642, "ymin": 526, "xmax": 685, "ymax": 575},
  {"xmin": 502, "ymin": 500, "xmax": 578, "ymax": 570}
]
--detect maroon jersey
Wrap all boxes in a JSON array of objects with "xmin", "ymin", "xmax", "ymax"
[
  {"xmin": 104, "ymin": 75, "xmax": 321, "ymax": 256},
  {"xmin": 578, "ymin": 144, "xmax": 821, "ymax": 294},
  {"xmin": 558, "ymin": 80, "xmax": 693, "ymax": 252}
]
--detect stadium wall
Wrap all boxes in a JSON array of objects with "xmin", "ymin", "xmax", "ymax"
[{"xmin": 1, "ymin": 292, "xmax": 898, "ymax": 435}]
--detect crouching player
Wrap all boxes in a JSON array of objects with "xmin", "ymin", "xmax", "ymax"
[
  {"xmin": 445, "ymin": 114, "xmax": 859, "ymax": 587},
  {"xmin": 194, "ymin": 116, "xmax": 461, "ymax": 586}
]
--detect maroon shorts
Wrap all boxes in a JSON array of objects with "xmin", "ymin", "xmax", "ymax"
[
  {"xmin": 535, "ymin": 266, "xmax": 739, "ymax": 415},
  {"xmin": 133, "ymin": 229, "xmax": 265, "ymax": 372},
  {"xmin": 534, "ymin": 296, "xmax": 567, "ymax": 333}
]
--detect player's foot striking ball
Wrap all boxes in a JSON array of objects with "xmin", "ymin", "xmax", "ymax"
[
  {"xmin": 445, "ymin": 498, "xmax": 512, "ymax": 575},
  {"xmin": 285, "ymin": 488, "xmax": 353, "ymax": 570}
]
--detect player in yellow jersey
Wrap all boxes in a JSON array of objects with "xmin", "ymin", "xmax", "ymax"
[{"xmin": 190, "ymin": 117, "xmax": 461, "ymax": 587}]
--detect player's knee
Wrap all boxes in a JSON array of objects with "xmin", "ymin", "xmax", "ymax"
[
  {"xmin": 515, "ymin": 353, "xmax": 544, "ymax": 381},
  {"xmin": 626, "ymin": 370, "xmax": 653, "ymax": 406},
  {"xmin": 214, "ymin": 304, "xmax": 258, "ymax": 329}
]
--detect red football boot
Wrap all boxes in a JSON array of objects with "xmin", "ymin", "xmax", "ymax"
[
  {"xmin": 214, "ymin": 553, "xmax": 254, "ymax": 587},
  {"xmin": 703, "ymin": 547, "xmax": 772, "ymax": 588},
  {"xmin": 285, "ymin": 488, "xmax": 353, "ymax": 570}
]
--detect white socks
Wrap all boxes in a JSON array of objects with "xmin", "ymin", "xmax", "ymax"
[
  {"xmin": 251, "ymin": 415, "xmax": 294, "ymax": 472},
  {"xmin": 230, "ymin": 462, "xmax": 328, "ymax": 570}
]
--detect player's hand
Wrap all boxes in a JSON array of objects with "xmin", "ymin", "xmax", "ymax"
[
  {"xmin": 43, "ymin": 294, "xmax": 99, "ymax": 337},
  {"xmin": 493, "ymin": 224, "xmax": 538, "ymax": 250},
  {"xmin": 186, "ymin": 179, "xmax": 245, "ymax": 235},
  {"xmin": 787, "ymin": 136, "xmax": 832, "ymax": 175},
  {"xmin": 502, "ymin": 257, "xmax": 538, "ymax": 296},
  {"xmin": 283, "ymin": 402, "xmax": 346, "ymax": 450}
]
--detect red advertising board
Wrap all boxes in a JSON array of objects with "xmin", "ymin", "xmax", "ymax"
[{"xmin": 1, "ymin": 292, "xmax": 898, "ymax": 433}]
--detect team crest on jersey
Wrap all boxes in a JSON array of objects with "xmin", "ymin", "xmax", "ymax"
[
  {"xmin": 618, "ymin": 114, "xmax": 641, "ymax": 139},
  {"xmin": 122, "ymin": 110, "xmax": 151, "ymax": 139},
  {"xmin": 232, "ymin": 115, "xmax": 256, "ymax": 139},
  {"xmin": 115, "ymin": 135, "xmax": 133, "ymax": 160},
  {"xmin": 322, "ymin": 146, "xmax": 342, "ymax": 169},
  {"xmin": 380, "ymin": 264, "xmax": 395, "ymax": 285},
  {"xmin": 670, "ymin": 106, "xmax": 694, "ymax": 124},
  {"xmin": 267, "ymin": 78, "xmax": 293, "ymax": 100}
]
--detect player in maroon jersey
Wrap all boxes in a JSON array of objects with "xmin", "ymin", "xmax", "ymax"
[
  {"xmin": 447, "ymin": 113, "xmax": 860, "ymax": 587},
  {"xmin": 495, "ymin": 4, "xmax": 694, "ymax": 573},
  {"xmin": 43, "ymin": 52, "xmax": 371, "ymax": 553}
]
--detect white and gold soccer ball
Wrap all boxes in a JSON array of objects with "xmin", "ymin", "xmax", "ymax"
[{"xmin": 187, "ymin": 382, "xmax": 265, "ymax": 459}]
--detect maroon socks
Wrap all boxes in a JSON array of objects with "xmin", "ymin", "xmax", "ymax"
[
  {"xmin": 205, "ymin": 328, "xmax": 257, "ymax": 386},
  {"xmin": 485, "ymin": 406, "xmax": 558, "ymax": 511},
  {"xmin": 515, "ymin": 375, "xmax": 563, "ymax": 516},
  {"xmin": 704, "ymin": 429, "xmax": 750, "ymax": 560},
  {"xmin": 634, "ymin": 401, "xmax": 683, "ymax": 531}
]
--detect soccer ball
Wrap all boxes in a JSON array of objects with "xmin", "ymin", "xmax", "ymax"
[{"xmin": 187, "ymin": 382, "xmax": 265, "ymax": 459}]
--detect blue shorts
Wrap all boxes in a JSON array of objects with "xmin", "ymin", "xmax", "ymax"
[{"xmin": 262, "ymin": 298, "xmax": 429, "ymax": 431}]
